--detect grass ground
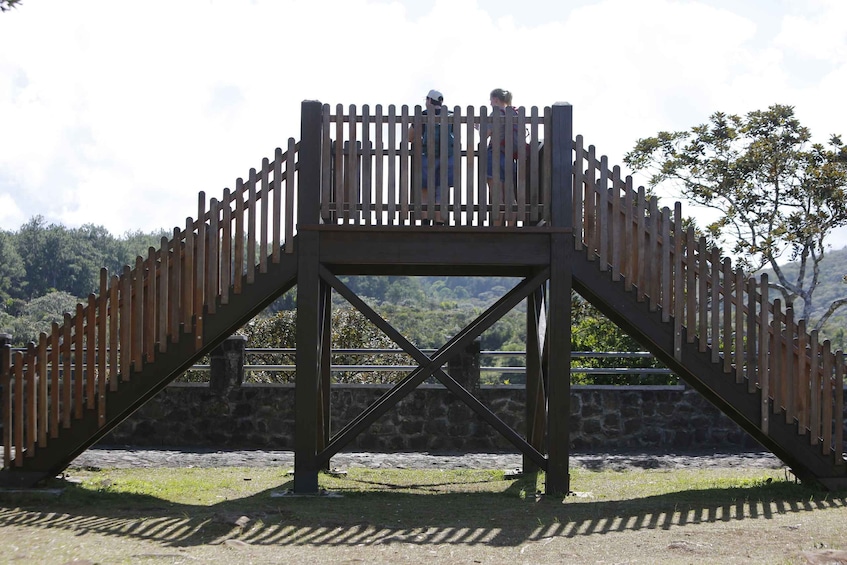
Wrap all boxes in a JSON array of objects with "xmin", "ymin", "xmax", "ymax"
[{"xmin": 0, "ymin": 465, "xmax": 845, "ymax": 564}]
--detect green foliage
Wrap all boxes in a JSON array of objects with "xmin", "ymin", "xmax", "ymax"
[
  {"xmin": 0, "ymin": 291, "xmax": 80, "ymax": 346},
  {"xmin": 625, "ymin": 105, "xmax": 847, "ymax": 330},
  {"xmin": 0, "ymin": 0, "xmax": 22, "ymax": 12},
  {"xmin": 570, "ymin": 296, "xmax": 671, "ymax": 385},
  {"xmin": 0, "ymin": 230, "xmax": 26, "ymax": 305}
]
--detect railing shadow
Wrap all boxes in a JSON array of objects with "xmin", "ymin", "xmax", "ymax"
[{"xmin": 0, "ymin": 471, "xmax": 844, "ymax": 550}]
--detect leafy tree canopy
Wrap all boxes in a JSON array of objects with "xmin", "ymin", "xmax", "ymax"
[
  {"xmin": 0, "ymin": 0, "xmax": 22, "ymax": 12},
  {"xmin": 624, "ymin": 104, "xmax": 847, "ymax": 329}
]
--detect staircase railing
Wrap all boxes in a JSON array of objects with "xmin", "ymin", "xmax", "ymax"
[
  {"xmin": 319, "ymin": 104, "xmax": 551, "ymax": 227},
  {"xmin": 573, "ymin": 134, "xmax": 845, "ymax": 462},
  {"xmin": 2, "ymin": 141, "xmax": 299, "ymax": 469}
]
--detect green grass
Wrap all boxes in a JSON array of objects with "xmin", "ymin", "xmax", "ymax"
[{"xmin": 0, "ymin": 465, "xmax": 845, "ymax": 564}]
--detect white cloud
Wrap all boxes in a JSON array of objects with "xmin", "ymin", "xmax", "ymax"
[{"xmin": 0, "ymin": 0, "xmax": 845, "ymax": 246}]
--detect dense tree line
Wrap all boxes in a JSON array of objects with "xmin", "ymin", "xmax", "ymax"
[{"xmin": 0, "ymin": 217, "xmax": 167, "ymax": 344}]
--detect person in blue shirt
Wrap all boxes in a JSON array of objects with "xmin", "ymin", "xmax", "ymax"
[{"xmin": 408, "ymin": 89, "xmax": 454, "ymax": 225}]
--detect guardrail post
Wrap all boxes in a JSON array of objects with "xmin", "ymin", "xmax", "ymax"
[
  {"xmin": 209, "ymin": 335, "xmax": 247, "ymax": 395},
  {"xmin": 448, "ymin": 338, "xmax": 480, "ymax": 393}
]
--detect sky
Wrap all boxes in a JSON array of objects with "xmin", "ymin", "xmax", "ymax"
[{"xmin": 1, "ymin": 0, "xmax": 846, "ymax": 249}]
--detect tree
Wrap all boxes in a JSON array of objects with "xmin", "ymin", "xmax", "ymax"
[
  {"xmin": 624, "ymin": 104, "xmax": 847, "ymax": 331},
  {"xmin": 0, "ymin": 230, "xmax": 26, "ymax": 305},
  {"xmin": 0, "ymin": 0, "xmax": 22, "ymax": 12}
]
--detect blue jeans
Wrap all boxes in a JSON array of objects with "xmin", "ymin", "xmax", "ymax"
[
  {"xmin": 486, "ymin": 147, "xmax": 514, "ymax": 181},
  {"xmin": 422, "ymin": 155, "xmax": 455, "ymax": 200}
]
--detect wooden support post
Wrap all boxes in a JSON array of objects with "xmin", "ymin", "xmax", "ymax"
[
  {"xmin": 550, "ymin": 103, "xmax": 573, "ymax": 229},
  {"xmin": 546, "ymin": 102, "xmax": 574, "ymax": 495},
  {"xmin": 547, "ymin": 233, "xmax": 572, "ymax": 495},
  {"xmin": 524, "ymin": 287, "xmax": 546, "ymax": 473},
  {"xmin": 318, "ymin": 279, "xmax": 332, "ymax": 467},
  {"xmin": 294, "ymin": 100, "xmax": 324, "ymax": 493}
]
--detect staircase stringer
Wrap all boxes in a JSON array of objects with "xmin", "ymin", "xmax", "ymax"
[{"xmin": 0, "ymin": 243, "xmax": 299, "ymax": 488}]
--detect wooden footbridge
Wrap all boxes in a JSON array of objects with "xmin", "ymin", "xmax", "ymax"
[{"xmin": 2, "ymin": 101, "xmax": 845, "ymax": 493}]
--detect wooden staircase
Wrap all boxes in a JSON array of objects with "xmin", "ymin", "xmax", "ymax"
[{"xmin": 2, "ymin": 101, "xmax": 845, "ymax": 491}]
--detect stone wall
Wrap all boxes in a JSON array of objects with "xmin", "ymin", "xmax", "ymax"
[{"xmin": 102, "ymin": 382, "xmax": 819, "ymax": 452}]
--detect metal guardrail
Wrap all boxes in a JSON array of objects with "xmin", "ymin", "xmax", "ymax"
[{"xmin": 187, "ymin": 348, "xmax": 675, "ymax": 379}]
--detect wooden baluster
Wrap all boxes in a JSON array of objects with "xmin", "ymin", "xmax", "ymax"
[
  {"xmin": 320, "ymin": 105, "xmax": 332, "ymax": 224},
  {"xmin": 334, "ymin": 103, "xmax": 345, "ymax": 223},
  {"xmin": 233, "ymin": 179, "xmax": 244, "ymax": 293},
  {"xmin": 597, "ymin": 156, "xmax": 609, "ymax": 270},
  {"xmin": 182, "ymin": 218, "xmax": 195, "ymax": 330},
  {"xmin": 220, "ymin": 193, "xmax": 232, "ymax": 305},
  {"xmin": 660, "ymin": 207, "xmax": 671, "ymax": 322},
  {"xmin": 746, "ymin": 277, "xmax": 758, "ymax": 393},
  {"xmin": 697, "ymin": 237, "xmax": 708, "ymax": 352},
  {"xmin": 784, "ymin": 306, "xmax": 795, "ymax": 424},
  {"xmin": 476, "ymin": 107, "xmax": 488, "ymax": 227},
  {"xmin": 25, "ymin": 344, "xmax": 35, "ymax": 454},
  {"xmin": 109, "ymin": 275, "xmax": 119, "ymax": 390},
  {"xmin": 132, "ymin": 257, "xmax": 144, "ymax": 371},
  {"xmin": 361, "ymin": 104, "xmax": 372, "ymax": 226},
  {"xmin": 809, "ymin": 330, "xmax": 820, "ymax": 444},
  {"xmin": 145, "ymin": 248, "xmax": 157, "ymax": 362},
  {"xmin": 1, "ymin": 342, "xmax": 11, "ymax": 467},
  {"xmin": 635, "ymin": 187, "xmax": 647, "ymax": 302},
  {"xmin": 673, "ymin": 202, "xmax": 684, "ymax": 360},
  {"xmin": 542, "ymin": 107, "xmax": 552, "ymax": 223},
  {"xmin": 346, "ymin": 104, "xmax": 358, "ymax": 224},
  {"xmin": 260, "ymin": 157, "xmax": 270, "ymax": 270},
  {"xmin": 734, "ymin": 268, "xmax": 745, "ymax": 384},
  {"xmin": 285, "ymin": 138, "xmax": 296, "ymax": 252},
  {"xmin": 503, "ymin": 107, "xmax": 516, "ymax": 225},
  {"xmin": 796, "ymin": 320, "xmax": 808, "ymax": 432},
  {"xmin": 821, "ymin": 340, "xmax": 833, "ymax": 455},
  {"xmin": 246, "ymin": 170, "xmax": 257, "ymax": 284},
  {"xmin": 462, "ymin": 106, "xmax": 474, "ymax": 228},
  {"xmin": 50, "ymin": 322, "xmax": 60, "ymax": 436},
  {"xmin": 529, "ymin": 107, "xmax": 541, "ymax": 225},
  {"xmin": 721, "ymin": 258, "xmax": 732, "ymax": 372},
  {"xmin": 157, "ymin": 237, "xmax": 169, "ymax": 354},
  {"xmin": 387, "ymin": 105, "xmax": 398, "ymax": 226},
  {"xmin": 610, "ymin": 166, "xmax": 622, "ymax": 282},
  {"xmin": 374, "ymin": 105, "xmax": 385, "ymax": 226},
  {"xmin": 86, "ymin": 294, "xmax": 96, "ymax": 409},
  {"xmin": 62, "ymin": 313, "xmax": 72, "ymax": 425},
  {"xmin": 588, "ymin": 145, "xmax": 600, "ymax": 261},
  {"xmin": 168, "ymin": 228, "xmax": 181, "ymax": 339},
  {"xmin": 98, "ymin": 270, "xmax": 108, "ymax": 421},
  {"xmin": 771, "ymin": 299, "xmax": 783, "ymax": 415},
  {"xmin": 710, "ymin": 248, "xmax": 720, "ymax": 363},
  {"xmin": 758, "ymin": 275, "xmax": 770, "ymax": 433},
  {"xmin": 273, "ymin": 147, "xmax": 283, "ymax": 259},
  {"xmin": 194, "ymin": 197, "xmax": 206, "ymax": 352},
  {"xmin": 572, "ymin": 136, "xmax": 585, "ymax": 249},
  {"xmin": 647, "ymin": 198, "xmax": 660, "ymax": 312},
  {"xmin": 834, "ymin": 350, "xmax": 844, "ymax": 463},
  {"xmin": 75, "ymin": 304, "xmax": 85, "ymax": 418},
  {"xmin": 452, "ymin": 106, "xmax": 462, "ymax": 226},
  {"xmin": 206, "ymin": 198, "xmax": 219, "ymax": 314},
  {"xmin": 621, "ymin": 175, "xmax": 638, "ymax": 292},
  {"xmin": 515, "ymin": 107, "xmax": 527, "ymax": 225},
  {"xmin": 37, "ymin": 333, "xmax": 48, "ymax": 446},
  {"xmin": 120, "ymin": 266, "xmax": 132, "ymax": 380},
  {"xmin": 13, "ymin": 352, "xmax": 24, "ymax": 465},
  {"xmin": 685, "ymin": 227, "xmax": 696, "ymax": 342}
]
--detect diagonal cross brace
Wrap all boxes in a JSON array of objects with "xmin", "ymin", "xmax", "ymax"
[{"xmin": 317, "ymin": 265, "xmax": 550, "ymax": 469}]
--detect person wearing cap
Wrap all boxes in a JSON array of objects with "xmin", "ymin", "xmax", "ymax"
[{"xmin": 408, "ymin": 89, "xmax": 455, "ymax": 225}]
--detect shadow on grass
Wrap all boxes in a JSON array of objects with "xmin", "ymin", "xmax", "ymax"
[{"xmin": 0, "ymin": 470, "xmax": 844, "ymax": 549}]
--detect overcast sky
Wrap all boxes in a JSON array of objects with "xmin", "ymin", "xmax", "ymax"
[{"xmin": 1, "ymin": 0, "xmax": 845, "ymax": 249}]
